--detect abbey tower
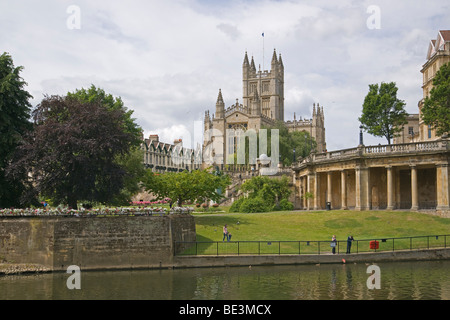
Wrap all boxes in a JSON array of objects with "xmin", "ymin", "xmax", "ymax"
[{"xmin": 203, "ymin": 50, "xmax": 327, "ymax": 166}]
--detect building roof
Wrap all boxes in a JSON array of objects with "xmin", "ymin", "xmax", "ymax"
[
  {"xmin": 439, "ymin": 30, "xmax": 450, "ymax": 41},
  {"xmin": 426, "ymin": 30, "xmax": 450, "ymax": 60}
]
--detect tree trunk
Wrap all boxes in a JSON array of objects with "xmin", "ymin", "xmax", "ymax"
[{"xmin": 68, "ymin": 194, "xmax": 78, "ymax": 210}]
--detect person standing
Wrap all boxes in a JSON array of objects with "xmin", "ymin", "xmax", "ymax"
[
  {"xmin": 346, "ymin": 235, "xmax": 354, "ymax": 254},
  {"xmin": 331, "ymin": 235, "xmax": 337, "ymax": 254},
  {"xmin": 223, "ymin": 224, "xmax": 228, "ymax": 242}
]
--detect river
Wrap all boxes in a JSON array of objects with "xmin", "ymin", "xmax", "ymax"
[{"xmin": 0, "ymin": 260, "xmax": 449, "ymax": 300}]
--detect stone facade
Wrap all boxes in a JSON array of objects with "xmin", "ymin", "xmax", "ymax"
[
  {"xmin": 0, "ymin": 215, "xmax": 196, "ymax": 271},
  {"xmin": 203, "ymin": 50, "xmax": 327, "ymax": 168},
  {"xmin": 141, "ymin": 134, "xmax": 202, "ymax": 173},
  {"xmin": 294, "ymin": 140, "xmax": 450, "ymax": 215},
  {"xmin": 393, "ymin": 114, "xmax": 420, "ymax": 144}
]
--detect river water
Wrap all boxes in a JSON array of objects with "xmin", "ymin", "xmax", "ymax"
[{"xmin": 0, "ymin": 260, "xmax": 449, "ymax": 300}]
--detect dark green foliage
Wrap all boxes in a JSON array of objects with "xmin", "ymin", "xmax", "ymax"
[
  {"xmin": 422, "ymin": 63, "xmax": 450, "ymax": 136},
  {"xmin": 8, "ymin": 95, "xmax": 137, "ymax": 209},
  {"xmin": 67, "ymin": 85, "xmax": 142, "ymax": 148},
  {"xmin": 231, "ymin": 175, "xmax": 293, "ymax": 213},
  {"xmin": 359, "ymin": 82, "xmax": 408, "ymax": 144},
  {"xmin": 229, "ymin": 197, "xmax": 245, "ymax": 213},
  {"xmin": 239, "ymin": 197, "xmax": 269, "ymax": 213},
  {"xmin": 0, "ymin": 52, "xmax": 33, "ymax": 207},
  {"xmin": 144, "ymin": 168, "xmax": 231, "ymax": 207}
]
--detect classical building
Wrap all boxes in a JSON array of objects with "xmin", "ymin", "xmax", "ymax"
[
  {"xmin": 141, "ymin": 134, "xmax": 202, "ymax": 173},
  {"xmin": 386, "ymin": 31, "xmax": 450, "ymax": 145},
  {"xmin": 203, "ymin": 49, "xmax": 326, "ymax": 168},
  {"xmin": 293, "ymin": 31, "xmax": 450, "ymax": 216},
  {"xmin": 419, "ymin": 30, "xmax": 450, "ymax": 141},
  {"xmin": 392, "ymin": 114, "xmax": 420, "ymax": 144}
]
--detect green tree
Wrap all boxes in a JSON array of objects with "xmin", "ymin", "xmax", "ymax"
[
  {"xmin": 8, "ymin": 95, "xmax": 137, "ymax": 209},
  {"xmin": 67, "ymin": 85, "xmax": 144, "ymax": 205},
  {"xmin": 0, "ymin": 52, "xmax": 33, "ymax": 208},
  {"xmin": 231, "ymin": 175, "xmax": 293, "ymax": 212},
  {"xmin": 422, "ymin": 62, "xmax": 450, "ymax": 136},
  {"xmin": 266, "ymin": 121, "xmax": 316, "ymax": 166},
  {"xmin": 67, "ymin": 85, "xmax": 142, "ymax": 147},
  {"xmin": 109, "ymin": 147, "xmax": 147, "ymax": 206},
  {"xmin": 144, "ymin": 168, "xmax": 231, "ymax": 207},
  {"xmin": 359, "ymin": 82, "xmax": 408, "ymax": 145}
]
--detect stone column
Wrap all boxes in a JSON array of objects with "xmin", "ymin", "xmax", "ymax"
[
  {"xmin": 341, "ymin": 170, "xmax": 348, "ymax": 209},
  {"xmin": 314, "ymin": 172, "xmax": 319, "ymax": 210},
  {"xmin": 302, "ymin": 175, "xmax": 307, "ymax": 210},
  {"xmin": 307, "ymin": 172, "xmax": 314, "ymax": 210},
  {"xmin": 386, "ymin": 166, "xmax": 394, "ymax": 210},
  {"xmin": 410, "ymin": 165, "xmax": 419, "ymax": 211},
  {"xmin": 355, "ymin": 166, "xmax": 370, "ymax": 211},
  {"xmin": 327, "ymin": 171, "xmax": 332, "ymax": 208},
  {"xmin": 436, "ymin": 164, "xmax": 449, "ymax": 211}
]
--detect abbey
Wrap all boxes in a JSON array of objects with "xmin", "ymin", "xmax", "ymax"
[{"xmin": 203, "ymin": 49, "xmax": 326, "ymax": 167}]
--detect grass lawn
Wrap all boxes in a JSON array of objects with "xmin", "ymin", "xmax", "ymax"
[{"xmin": 193, "ymin": 209, "xmax": 450, "ymax": 243}]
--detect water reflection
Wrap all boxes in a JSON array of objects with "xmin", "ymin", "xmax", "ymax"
[{"xmin": 0, "ymin": 260, "xmax": 449, "ymax": 300}]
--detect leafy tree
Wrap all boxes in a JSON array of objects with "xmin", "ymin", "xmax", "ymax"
[
  {"xmin": 267, "ymin": 121, "xmax": 316, "ymax": 166},
  {"xmin": 0, "ymin": 52, "xmax": 33, "ymax": 208},
  {"xmin": 109, "ymin": 146, "xmax": 147, "ymax": 206},
  {"xmin": 144, "ymin": 168, "xmax": 231, "ymax": 207},
  {"xmin": 241, "ymin": 175, "xmax": 292, "ymax": 204},
  {"xmin": 421, "ymin": 62, "xmax": 450, "ymax": 136},
  {"xmin": 67, "ymin": 85, "xmax": 144, "ymax": 205},
  {"xmin": 359, "ymin": 82, "xmax": 408, "ymax": 144},
  {"xmin": 8, "ymin": 95, "xmax": 137, "ymax": 209},
  {"xmin": 67, "ymin": 85, "xmax": 142, "ymax": 147},
  {"xmin": 231, "ymin": 175, "xmax": 293, "ymax": 212}
]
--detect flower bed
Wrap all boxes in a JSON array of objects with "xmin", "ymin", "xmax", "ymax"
[{"xmin": 0, "ymin": 206, "xmax": 194, "ymax": 217}]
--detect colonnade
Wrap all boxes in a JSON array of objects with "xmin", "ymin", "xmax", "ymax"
[{"xmin": 296, "ymin": 163, "xmax": 450, "ymax": 211}]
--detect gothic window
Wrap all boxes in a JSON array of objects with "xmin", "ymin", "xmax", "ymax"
[
  {"xmin": 262, "ymin": 81, "xmax": 269, "ymax": 92},
  {"xmin": 228, "ymin": 135, "xmax": 234, "ymax": 155},
  {"xmin": 262, "ymin": 98, "xmax": 270, "ymax": 117}
]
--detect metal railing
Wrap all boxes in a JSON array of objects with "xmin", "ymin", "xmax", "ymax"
[{"xmin": 174, "ymin": 234, "xmax": 449, "ymax": 256}]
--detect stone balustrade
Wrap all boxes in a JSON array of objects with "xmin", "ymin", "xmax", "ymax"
[{"xmin": 297, "ymin": 138, "xmax": 448, "ymax": 167}]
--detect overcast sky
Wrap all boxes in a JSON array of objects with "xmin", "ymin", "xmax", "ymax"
[{"xmin": 1, "ymin": 0, "xmax": 449, "ymax": 151}]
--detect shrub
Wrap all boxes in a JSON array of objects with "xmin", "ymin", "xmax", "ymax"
[
  {"xmin": 229, "ymin": 197, "xmax": 245, "ymax": 213},
  {"xmin": 239, "ymin": 197, "xmax": 269, "ymax": 213},
  {"xmin": 279, "ymin": 199, "xmax": 294, "ymax": 211}
]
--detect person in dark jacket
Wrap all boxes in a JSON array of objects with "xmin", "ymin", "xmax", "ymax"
[{"xmin": 346, "ymin": 235, "xmax": 354, "ymax": 254}]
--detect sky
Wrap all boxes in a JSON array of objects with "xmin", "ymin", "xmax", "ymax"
[{"xmin": 1, "ymin": 0, "xmax": 449, "ymax": 151}]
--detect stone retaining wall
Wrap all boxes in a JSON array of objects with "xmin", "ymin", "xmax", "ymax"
[
  {"xmin": 0, "ymin": 214, "xmax": 196, "ymax": 271},
  {"xmin": 173, "ymin": 248, "xmax": 450, "ymax": 269}
]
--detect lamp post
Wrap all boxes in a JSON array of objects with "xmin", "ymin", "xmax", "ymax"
[
  {"xmin": 293, "ymin": 148, "xmax": 296, "ymax": 163},
  {"xmin": 359, "ymin": 125, "xmax": 364, "ymax": 146}
]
